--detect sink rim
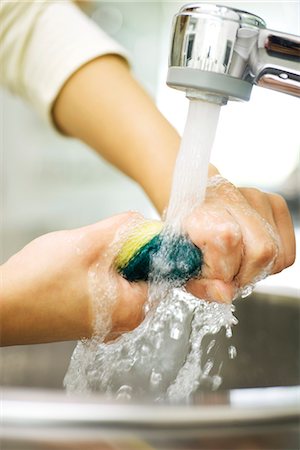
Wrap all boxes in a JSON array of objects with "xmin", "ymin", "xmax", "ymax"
[{"xmin": 2, "ymin": 385, "xmax": 300, "ymax": 429}]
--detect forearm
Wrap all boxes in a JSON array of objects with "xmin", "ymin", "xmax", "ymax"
[
  {"xmin": 53, "ymin": 55, "xmax": 218, "ymax": 214},
  {"xmin": 0, "ymin": 240, "xmax": 92, "ymax": 346},
  {"xmin": 2, "ymin": 1, "xmax": 217, "ymax": 214}
]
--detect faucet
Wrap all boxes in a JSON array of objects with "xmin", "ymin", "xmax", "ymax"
[{"xmin": 167, "ymin": 3, "xmax": 300, "ymax": 105}]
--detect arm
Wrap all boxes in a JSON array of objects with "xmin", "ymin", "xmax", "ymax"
[
  {"xmin": 1, "ymin": 0, "xmax": 216, "ymax": 213},
  {"xmin": 52, "ymin": 54, "xmax": 218, "ymax": 214}
]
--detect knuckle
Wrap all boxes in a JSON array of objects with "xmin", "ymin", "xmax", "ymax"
[
  {"xmin": 185, "ymin": 213, "xmax": 212, "ymax": 248},
  {"xmin": 240, "ymin": 187, "xmax": 263, "ymax": 202},
  {"xmin": 272, "ymin": 254, "xmax": 285, "ymax": 274},
  {"xmin": 269, "ymin": 193, "xmax": 289, "ymax": 215},
  {"xmin": 215, "ymin": 223, "xmax": 242, "ymax": 251},
  {"xmin": 285, "ymin": 251, "xmax": 296, "ymax": 268},
  {"xmin": 251, "ymin": 239, "xmax": 277, "ymax": 266},
  {"xmin": 273, "ymin": 251, "xmax": 295, "ymax": 274}
]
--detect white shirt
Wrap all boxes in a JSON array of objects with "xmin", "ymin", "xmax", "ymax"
[{"xmin": 0, "ymin": 1, "xmax": 128, "ymax": 123}]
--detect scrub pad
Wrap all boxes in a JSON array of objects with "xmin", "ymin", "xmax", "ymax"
[{"xmin": 115, "ymin": 220, "xmax": 203, "ymax": 283}]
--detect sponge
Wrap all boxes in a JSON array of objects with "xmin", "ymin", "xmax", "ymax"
[{"xmin": 115, "ymin": 220, "xmax": 203, "ymax": 283}]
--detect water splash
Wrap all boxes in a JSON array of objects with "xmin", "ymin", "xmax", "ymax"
[
  {"xmin": 65, "ymin": 287, "xmax": 237, "ymax": 402},
  {"xmin": 64, "ymin": 99, "xmax": 237, "ymax": 402}
]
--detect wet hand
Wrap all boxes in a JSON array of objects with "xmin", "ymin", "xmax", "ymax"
[
  {"xmin": 185, "ymin": 176, "xmax": 296, "ymax": 303},
  {"xmin": 69, "ymin": 212, "xmax": 148, "ymax": 339},
  {"xmin": 1, "ymin": 212, "xmax": 147, "ymax": 345}
]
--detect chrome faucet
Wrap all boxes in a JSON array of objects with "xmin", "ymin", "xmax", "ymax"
[{"xmin": 167, "ymin": 3, "xmax": 300, "ymax": 104}]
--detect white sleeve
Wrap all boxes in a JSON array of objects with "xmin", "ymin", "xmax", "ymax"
[{"xmin": 0, "ymin": 1, "xmax": 129, "ymax": 124}]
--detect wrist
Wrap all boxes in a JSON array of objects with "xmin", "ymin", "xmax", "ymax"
[{"xmin": 0, "ymin": 236, "xmax": 93, "ymax": 346}]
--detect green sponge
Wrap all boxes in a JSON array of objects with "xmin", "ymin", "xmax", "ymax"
[{"xmin": 115, "ymin": 220, "xmax": 202, "ymax": 283}]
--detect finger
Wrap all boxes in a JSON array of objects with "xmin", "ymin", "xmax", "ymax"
[
  {"xmin": 112, "ymin": 276, "xmax": 147, "ymax": 333},
  {"xmin": 267, "ymin": 193, "xmax": 296, "ymax": 273},
  {"xmin": 186, "ymin": 278, "xmax": 236, "ymax": 304},
  {"xmin": 239, "ymin": 188, "xmax": 275, "ymax": 224},
  {"xmin": 227, "ymin": 199, "xmax": 278, "ymax": 288},
  {"xmin": 207, "ymin": 183, "xmax": 279, "ymax": 288},
  {"xmin": 184, "ymin": 204, "xmax": 243, "ymax": 283},
  {"xmin": 238, "ymin": 187, "xmax": 284, "ymax": 273}
]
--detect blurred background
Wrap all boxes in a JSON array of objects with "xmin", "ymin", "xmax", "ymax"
[{"xmin": 1, "ymin": 1, "xmax": 299, "ymax": 295}]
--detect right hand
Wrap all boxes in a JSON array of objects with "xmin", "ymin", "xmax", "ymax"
[{"xmin": 184, "ymin": 176, "xmax": 295, "ymax": 303}]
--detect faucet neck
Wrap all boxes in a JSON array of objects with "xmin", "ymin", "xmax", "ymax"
[{"xmin": 251, "ymin": 29, "xmax": 300, "ymax": 96}]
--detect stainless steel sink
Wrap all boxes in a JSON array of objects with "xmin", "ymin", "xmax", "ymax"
[{"xmin": 1, "ymin": 291, "xmax": 300, "ymax": 450}]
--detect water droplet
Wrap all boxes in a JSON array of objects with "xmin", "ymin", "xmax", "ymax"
[
  {"xmin": 154, "ymin": 335, "xmax": 163, "ymax": 349},
  {"xmin": 209, "ymin": 325, "xmax": 219, "ymax": 334},
  {"xmin": 170, "ymin": 323, "xmax": 183, "ymax": 340},
  {"xmin": 203, "ymin": 359, "xmax": 213, "ymax": 377},
  {"xmin": 212, "ymin": 375, "xmax": 222, "ymax": 391},
  {"xmin": 118, "ymin": 359, "xmax": 132, "ymax": 372},
  {"xmin": 202, "ymin": 325, "xmax": 210, "ymax": 334},
  {"xmin": 151, "ymin": 321, "xmax": 162, "ymax": 332},
  {"xmin": 150, "ymin": 370, "xmax": 162, "ymax": 386},
  {"xmin": 116, "ymin": 385, "xmax": 132, "ymax": 401},
  {"xmin": 228, "ymin": 345, "xmax": 237, "ymax": 359},
  {"xmin": 206, "ymin": 339, "xmax": 216, "ymax": 354},
  {"xmin": 241, "ymin": 284, "xmax": 254, "ymax": 298},
  {"xmin": 174, "ymin": 308, "xmax": 184, "ymax": 322},
  {"xmin": 225, "ymin": 326, "xmax": 232, "ymax": 338},
  {"xmin": 232, "ymin": 316, "xmax": 238, "ymax": 325},
  {"xmin": 141, "ymin": 344, "xmax": 150, "ymax": 356}
]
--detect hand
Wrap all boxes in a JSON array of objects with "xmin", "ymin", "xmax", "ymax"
[
  {"xmin": 1, "ymin": 212, "xmax": 147, "ymax": 346},
  {"xmin": 185, "ymin": 176, "xmax": 296, "ymax": 303}
]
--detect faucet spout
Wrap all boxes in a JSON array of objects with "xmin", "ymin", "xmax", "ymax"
[{"xmin": 167, "ymin": 3, "xmax": 300, "ymax": 103}]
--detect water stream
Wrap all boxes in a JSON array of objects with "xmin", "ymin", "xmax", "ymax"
[{"xmin": 64, "ymin": 99, "xmax": 237, "ymax": 402}]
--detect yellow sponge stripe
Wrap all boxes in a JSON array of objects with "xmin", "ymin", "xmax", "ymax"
[{"xmin": 115, "ymin": 220, "xmax": 164, "ymax": 270}]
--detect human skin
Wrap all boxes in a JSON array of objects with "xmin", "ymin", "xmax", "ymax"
[
  {"xmin": 185, "ymin": 178, "xmax": 295, "ymax": 300},
  {"xmin": 0, "ymin": 213, "xmax": 147, "ymax": 346},
  {"xmin": 0, "ymin": 55, "xmax": 296, "ymax": 346}
]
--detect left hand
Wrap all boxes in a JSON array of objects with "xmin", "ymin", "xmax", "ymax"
[{"xmin": 0, "ymin": 212, "xmax": 148, "ymax": 346}]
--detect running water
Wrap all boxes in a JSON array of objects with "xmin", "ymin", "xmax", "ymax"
[
  {"xmin": 64, "ymin": 99, "xmax": 237, "ymax": 402},
  {"xmin": 166, "ymin": 100, "xmax": 221, "ymax": 229}
]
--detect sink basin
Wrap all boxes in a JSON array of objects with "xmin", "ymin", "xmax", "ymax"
[{"xmin": 1, "ymin": 290, "xmax": 300, "ymax": 449}]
